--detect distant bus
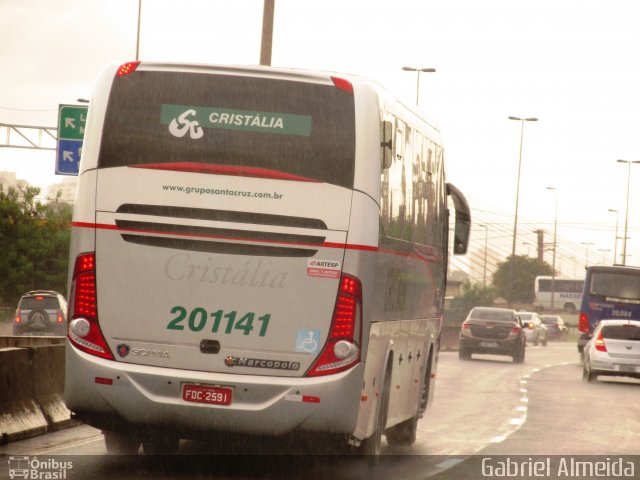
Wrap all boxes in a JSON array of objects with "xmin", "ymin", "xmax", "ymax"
[
  {"xmin": 578, "ymin": 265, "xmax": 640, "ymax": 352},
  {"xmin": 64, "ymin": 61, "xmax": 471, "ymax": 460},
  {"xmin": 533, "ymin": 276, "xmax": 584, "ymax": 312}
]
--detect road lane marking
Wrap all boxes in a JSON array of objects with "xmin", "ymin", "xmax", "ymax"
[{"xmin": 436, "ymin": 457, "xmax": 466, "ymax": 469}]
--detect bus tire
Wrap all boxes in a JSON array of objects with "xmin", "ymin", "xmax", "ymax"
[
  {"xmin": 386, "ymin": 347, "xmax": 432, "ymax": 446},
  {"xmin": 385, "ymin": 415, "xmax": 418, "ymax": 446},
  {"xmin": 103, "ymin": 430, "xmax": 141, "ymax": 454},
  {"xmin": 358, "ymin": 363, "xmax": 391, "ymax": 466},
  {"xmin": 142, "ymin": 435, "xmax": 180, "ymax": 455}
]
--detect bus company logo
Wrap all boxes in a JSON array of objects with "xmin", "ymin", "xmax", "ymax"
[
  {"xmin": 7, "ymin": 456, "xmax": 73, "ymax": 479},
  {"xmin": 116, "ymin": 344, "xmax": 130, "ymax": 358},
  {"xmin": 224, "ymin": 355, "xmax": 300, "ymax": 371},
  {"xmin": 168, "ymin": 108, "xmax": 204, "ymax": 139}
]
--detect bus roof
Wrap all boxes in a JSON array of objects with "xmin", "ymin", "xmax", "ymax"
[{"xmin": 586, "ymin": 265, "xmax": 640, "ymax": 274}]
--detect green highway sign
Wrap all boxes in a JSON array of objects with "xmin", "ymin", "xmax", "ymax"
[
  {"xmin": 56, "ymin": 104, "xmax": 88, "ymax": 175},
  {"xmin": 58, "ymin": 105, "xmax": 87, "ymax": 140}
]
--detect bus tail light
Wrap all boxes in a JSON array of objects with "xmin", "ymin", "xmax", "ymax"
[
  {"xmin": 594, "ymin": 331, "xmax": 607, "ymax": 352},
  {"xmin": 306, "ymin": 274, "xmax": 362, "ymax": 377},
  {"xmin": 331, "ymin": 76, "xmax": 353, "ymax": 94},
  {"xmin": 68, "ymin": 252, "xmax": 114, "ymax": 360},
  {"xmin": 579, "ymin": 312, "xmax": 589, "ymax": 333},
  {"xmin": 116, "ymin": 61, "xmax": 140, "ymax": 77}
]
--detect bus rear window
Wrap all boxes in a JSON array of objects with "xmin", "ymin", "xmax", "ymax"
[
  {"xmin": 98, "ymin": 71, "xmax": 355, "ymax": 188},
  {"xmin": 589, "ymin": 272, "xmax": 640, "ymax": 300}
]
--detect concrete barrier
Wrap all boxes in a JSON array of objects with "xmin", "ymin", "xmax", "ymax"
[
  {"xmin": 0, "ymin": 344, "xmax": 72, "ymax": 444},
  {"xmin": 0, "ymin": 336, "xmax": 66, "ymax": 349}
]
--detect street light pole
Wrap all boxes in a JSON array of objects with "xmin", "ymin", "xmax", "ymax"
[
  {"xmin": 402, "ymin": 66, "xmax": 436, "ymax": 106},
  {"xmin": 608, "ymin": 208, "xmax": 619, "ymax": 264},
  {"xmin": 581, "ymin": 242, "xmax": 594, "ymax": 268},
  {"xmin": 598, "ymin": 249, "xmax": 611, "ymax": 265},
  {"xmin": 616, "ymin": 160, "xmax": 640, "ymax": 266},
  {"xmin": 507, "ymin": 116, "xmax": 538, "ymax": 308},
  {"xmin": 260, "ymin": 0, "xmax": 275, "ymax": 66},
  {"xmin": 136, "ymin": 0, "xmax": 142, "ymax": 61},
  {"xmin": 479, "ymin": 224, "xmax": 488, "ymax": 288},
  {"xmin": 547, "ymin": 187, "xmax": 558, "ymax": 310}
]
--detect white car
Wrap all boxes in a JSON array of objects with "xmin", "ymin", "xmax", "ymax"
[
  {"xmin": 582, "ymin": 319, "xmax": 640, "ymax": 382},
  {"xmin": 518, "ymin": 312, "xmax": 547, "ymax": 346}
]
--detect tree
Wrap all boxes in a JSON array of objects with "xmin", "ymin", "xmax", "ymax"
[
  {"xmin": 0, "ymin": 185, "xmax": 71, "ymax": 308},
  {"xmin": 457, "ymin": 280, "xmax": 496, "ymax": 317},
  {"xmin": 492, "ymin": 255, "xmax": 553, "ymax": 304}
]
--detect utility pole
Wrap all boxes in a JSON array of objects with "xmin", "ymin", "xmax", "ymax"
[
  {"xmin": 535, "ymin": 229, "xmax": 545, "ymax": 262},
  {"xmin": 260, "ymin": 0, "xmax": 275, "ymax": 66}
]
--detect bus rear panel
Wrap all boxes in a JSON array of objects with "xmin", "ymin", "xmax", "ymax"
[
  {"xmin": 579, "ymin": 266, "xmax": 640, "ymax": 347},
  {"xmin": 64, "ymin": 62, "xmax": 470, "ymax": 451}
]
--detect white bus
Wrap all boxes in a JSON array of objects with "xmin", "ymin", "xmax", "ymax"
[
  {"xmin": 533, "ymin": 275, "xmax": 584, "ymax": 312},
  {"xmin": 64, "ymin": 62, "xmax": 470, "ymax": 460}
]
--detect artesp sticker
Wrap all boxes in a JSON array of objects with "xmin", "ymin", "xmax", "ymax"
[{"xmin": 307, "ymin": 259, "xmax": 341, "ymax": 279}]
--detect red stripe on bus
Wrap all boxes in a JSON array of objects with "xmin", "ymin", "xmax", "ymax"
[{"xmin": 71, "ymin": 222, "xmax": 437, "ymax": 260}]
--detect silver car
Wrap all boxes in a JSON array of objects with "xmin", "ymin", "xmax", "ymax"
[
  {"xmin": 582, "ymin": 319, "xmax": 640, "ymax": 382},
  {"xmin": 13, "ymin": 290, "xmax": 68, "ymax": 336},
  {"xmin": 518, "ymin": 311, "xmax": 547, "ymax": 346}
]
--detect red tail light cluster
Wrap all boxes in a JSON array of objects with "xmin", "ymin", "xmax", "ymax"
[
  {"xmin": 306, "ymin": 274, "xmax": 362, "ymax": 377},
  {"xmin": 331, "ymin": 76, "xmax": 353, "ymax": 94},
  {"xmin": 116, "ymin": 61, "xmax": 140, "ymax": 77},
  {"xmin": 579, "ymin": 312, "xmax": 589, "ymax": 333},
  {"xmin": 68, "ymin": 252, "xmax": 114, "ymax": 360}
]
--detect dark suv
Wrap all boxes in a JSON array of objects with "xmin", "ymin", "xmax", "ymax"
[
  {"xmin": 459, "ymin": 307, "xmax": 526, "ymax": 363},
  {"xmin": 13, "ymin": 290, "xmax": 68, "ymax": 336}
]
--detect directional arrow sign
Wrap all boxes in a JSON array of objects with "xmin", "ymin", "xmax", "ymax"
[
  {"xmin": 56, "ymin": 104, "xmax": 88, "ymax": 175},
  {"xmin": 56, "ymin": 139, "xmax": 83, "ymax": 175}
]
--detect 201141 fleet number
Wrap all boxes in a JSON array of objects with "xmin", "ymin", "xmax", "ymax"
[{"xmin": 167, "ymin": 306, "xmax": 271, "ymax": 336}]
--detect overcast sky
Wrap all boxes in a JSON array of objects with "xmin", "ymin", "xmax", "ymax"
[{"xmin": 2, "ymin": 0, "xmax": 640, "ymax": 272}]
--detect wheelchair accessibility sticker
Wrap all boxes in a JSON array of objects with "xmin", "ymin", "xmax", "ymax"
[{"xmin": 296, "ymin": 329, "xmax": 321, "ymax": 353}]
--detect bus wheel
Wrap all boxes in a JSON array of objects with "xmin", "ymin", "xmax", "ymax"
[
  {"xmin": 358, "ymin": 367, "xmax": 391, "ymax": 466},
  {"xmin": 103, "ymin": 430, "xmax": 141, "ymax": 454},
  {"xmin": 385, "ymin": 414, "xmax": 418, "ymax": 446},
  {"xmin": 142, "ymin": 435, "xmax": 180, "ymax": 455}
]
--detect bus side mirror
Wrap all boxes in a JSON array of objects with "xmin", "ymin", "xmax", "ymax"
[
  {"xmin": 446, "ymin": 183, "xmax": 470, "ymax": 255},
  {"xmin": 380, "ymin": 121, "xmax": 393, "ymax": 170}
]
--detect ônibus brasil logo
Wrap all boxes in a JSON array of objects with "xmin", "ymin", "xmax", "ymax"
[
  {"xmin": 7, "ymin": 456, "xmax": 73, "ymax": 479},
  {"xmin": 168, "ymin": 109, "xmax": 204, "ymax": 139}
]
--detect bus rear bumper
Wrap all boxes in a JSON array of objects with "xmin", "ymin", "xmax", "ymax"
[{"xmin": 64, "ymin": 344, "xmax": 363, "ymax": 438}]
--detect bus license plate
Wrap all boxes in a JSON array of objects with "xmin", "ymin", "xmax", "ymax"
[{"xmin": 182, "ymin": 384, "xmax": 233, "ymax": 406}]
